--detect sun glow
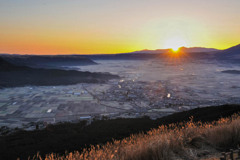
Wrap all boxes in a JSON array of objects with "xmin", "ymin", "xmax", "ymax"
[{"xmin": 164, "ymin": 37, "xmax": 187, "ymax": 51}]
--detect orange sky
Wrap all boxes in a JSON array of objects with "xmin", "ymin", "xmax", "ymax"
[{"xmin": 0, "ymin": 0, "xmax": 240, "ymax": 55}]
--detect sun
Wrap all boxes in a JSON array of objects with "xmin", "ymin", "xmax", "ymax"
[{"xmin": 164, "ymin": 37, "xmax": 187, "ymax": 51}]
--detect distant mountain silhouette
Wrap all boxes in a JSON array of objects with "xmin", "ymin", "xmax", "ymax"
[
  {"xmin": 131, "ymin": 49, "xmax": 170, "ymax": 54},
  {"xmin": 178, "ymin": 47, "xmax": 219, "ymax": 53},
  {"xmin": 218, "ymin": 44, "xmax": 240, "ymax": 55},
  {"xmin": 131, "ymin": 47, "xmax": 219, "ymax": 54},
  {"xmin": 82, "ymin": 47, "xmax": 220, "ymax": 60},
  {"xmin": 216, "ymin": 44, "xmax": 240, "ymax": 61},
  {"xmin": 2, "ymin": 45, "xmax": 239, "ymax": 63},
  {"xmin": 222, "ymin": 44, "xmax": 240, "ymax": 53}
]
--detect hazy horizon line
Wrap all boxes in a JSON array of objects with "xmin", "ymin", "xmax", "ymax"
[{"xmin": 1, "ymin": 43, "xmax": 239, "ymax": 56}]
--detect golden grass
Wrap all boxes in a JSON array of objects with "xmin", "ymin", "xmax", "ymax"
[{"xmin": 28, "ymin": 114, "xmax": 240, "ymax": 160}]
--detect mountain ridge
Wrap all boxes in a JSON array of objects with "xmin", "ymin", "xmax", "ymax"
[{"xmin": 0, "ymin": 54, "xmax": 97, "ymax": 69}]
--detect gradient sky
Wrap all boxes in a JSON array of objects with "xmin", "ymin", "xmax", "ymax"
[{"xmin": 0, "ymin": 0, "xmax": 240, "ymax": 55}]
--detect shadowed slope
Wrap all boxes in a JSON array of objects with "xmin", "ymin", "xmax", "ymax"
[
  {"xmin": 0, "ymin": 57, "xmax": 119, "ymax": 88},
  {"xmin": 0, "ymin": 104, "xmax": 239, "ymax": 160},
  {"xmin": 0, "ymin": 54, "xmax": 97, "ymax": 69}
]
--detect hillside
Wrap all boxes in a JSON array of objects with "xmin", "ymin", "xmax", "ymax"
[
  {"xmin": 0, "ymin": 54, "xmax": 97, "ymax": 69},
  {"xmin": 0, "ymin": 57, "xmax": 20, "ymax": 71},
  {"xmin": 220, "ymin": 44, "xmax": 240, "ymax": 55},
  {"xmin": 178, "ymin": 46, "xmax": 219, "ymax": 53},
  {"xmin": 0, "ymin": 57, "xmax": 119, "ymax": 88},
  {"xmin": 0, "ymin": 104, "xmax": 239, "ymax": 160},
  {"xmin": 216, "ymin": 44, "xmax": 240, "ymax": 62}
]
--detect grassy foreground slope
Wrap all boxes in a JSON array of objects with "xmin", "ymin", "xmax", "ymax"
[
  {"xmin": 44, "ymin": 112, "xmax": 240, "ymax": 160},
  {"xmin": 0, "ymin": 104, "xmax": 240, "ymax": 160}
]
